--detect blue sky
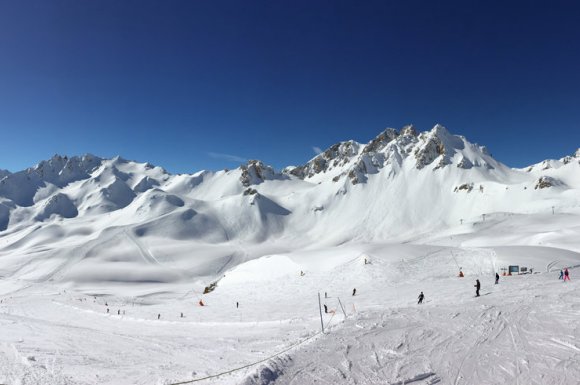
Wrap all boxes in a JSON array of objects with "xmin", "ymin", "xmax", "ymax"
[{"xmin": 1, "ymin": 0, "xmax": 579, "ymax": 173}]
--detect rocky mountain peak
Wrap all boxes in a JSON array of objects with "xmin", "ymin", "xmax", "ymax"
[
  {"xmin": 400, "ymin": 124, "xmax": 418, "ymax": 137},
  {"xmin": 286, "ymin": 140, "xmax": 360, "ymax": 179},
  {"xmin": 362, "ymin": 128, "xmax": 398, "ymax": 154},
  {"xmin": 239, "ymin": 160, "xmax": 278, "ymax": 187}
]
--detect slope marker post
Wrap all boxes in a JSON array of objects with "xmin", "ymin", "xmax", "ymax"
[
  {"xmin": 318, "ymin": 292, "xmax": 324, "ymax": 333},
  {"xmin": 337, "ymin": 297, "xmax": 347, "ymax": 318}
]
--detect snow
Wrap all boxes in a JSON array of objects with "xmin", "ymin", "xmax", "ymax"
[{"xmin": 0, "ymin": 126, "xmax": 579, "ymax": 384}]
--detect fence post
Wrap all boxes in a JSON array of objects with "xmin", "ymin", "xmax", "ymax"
[
  {"xmin": 337, "ymin": 297, "xmax": 347, "ymax": 319},
  {"xmin": 318, "ymin": 292, "xmax": 324, "ymax": 333}
]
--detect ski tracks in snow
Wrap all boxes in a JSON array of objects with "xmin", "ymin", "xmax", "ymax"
[{"xmin": 125, "ymin": 229, "xmax": 162, "ymax": 266}]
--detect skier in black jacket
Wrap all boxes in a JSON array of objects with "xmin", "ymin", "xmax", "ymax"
[
  {"xmin": 475, "ymin": 279, "xmax": 481, "ymax": 297},
  {"xmin": 418, "ymin": 292, "xmax": 425, "ymax": 304}
]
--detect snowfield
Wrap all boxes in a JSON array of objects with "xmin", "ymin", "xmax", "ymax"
[
  {"xmin": 0, "ymin": 126, "xmax": 579, "ymax": 384},
  {"xmin": 1, "ymin": 217, "xmax": 579, "ymax": 385}
]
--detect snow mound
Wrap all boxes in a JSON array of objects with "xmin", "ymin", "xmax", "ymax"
[
  {"xmin": 132, "ymin": 176, "xmax": 160, "ymax": 192},
  {"xmin": 221, "ymin": 255, "xmax": 302, "ymax": 285},
  {"xmin": 35, "ymin": 193, "xmax": 78, "ymax": 221}
]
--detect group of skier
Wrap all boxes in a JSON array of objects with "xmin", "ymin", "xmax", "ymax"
[
  {"xmin": 418, "ymin": 267, "xmax": 572, "ymax": 304},
  {"xmin": 558, "ymin": 268, "xmax": 571, "ymax": 281},
  {"xmin": 418, "ymin": 274, "xmax": 487, "ymax": 304}
]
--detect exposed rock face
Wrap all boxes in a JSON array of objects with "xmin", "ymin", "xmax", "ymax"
[
  {"xmin": 413, "ymin": 125, "xmax": 461, "ymax": 170},
  {"xmin": 285, "ymin": 124, "xmax": 496, "ymax": 190},
  {"xmin": 288, "ymin": 141, "xmax": 360, "ymax": 179},
  {"xmin": 240, "ymin": 160, "xmax": 277, "ymax": 187},
  {"xmin": 243, "ymin": 188, "xmax": 258, "ymax": 196},
  {"xmin": 534, "ymin": 176, "xmax": 563, "ymax": 190},
  {"xmin": 454, "ymin": 183, "xmax": 474, "ymax": 193},
  {"xmin": 35, "ymin": 154, "xmax": 102, "ymax": 187},
  {"xmin": 0, "ymin": 154, "xmax": 103, "ymax": 206},
  {"xmin": 457, "ymin": 157, "xmax": 473, "ymax": 169},
  {"xmin": 415, "ymin": 133, "xmax": 445, "ymax": 170},
  {"xmin": 362, "ymin": 128, "xmax": 398, "ymax": 154},
  {"xmin": 400, "ymin": 124, "xmax": 418, "ymax": 137},
  {"xmin": 561, "ymin": 148, "xmax": 580, "ymax": 164}
]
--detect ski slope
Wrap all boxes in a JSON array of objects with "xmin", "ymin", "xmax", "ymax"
[
  {"xmin": 0, "ymin": 126, "xmax": 579, "ymax": 384},
  {"xmin": 0, "ymin": 213, "xmax": 579, "ymax": 384}
]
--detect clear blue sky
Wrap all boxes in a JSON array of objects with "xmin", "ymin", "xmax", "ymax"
[{"xmin": 1, "ymin": 0, "xmax": 579, "ymax": 173}]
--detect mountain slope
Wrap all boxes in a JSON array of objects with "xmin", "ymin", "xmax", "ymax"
[{"xmin": 0, "ymin": 125, "xmax": 579, "ymax": 286}]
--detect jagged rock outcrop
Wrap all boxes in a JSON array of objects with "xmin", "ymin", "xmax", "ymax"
[
  {"xmin": 414, "ymin": 133, "xmax": 445, "ymax": 169},
  {"xmin": 35, "ymin": 154, "xmax": 102, "ymax": 187},
  {"xmin": 454, "ymin": 183, "xmax": 474, "ymax": 193},
  {"xmin": 534, "ymin": 176, "xmax": 564, "ymax": 190},
  {"xmin": 362, "ymin": 128, "xmax": 398, "ymax": 154},
  {"xmin": 240, "ymin": 160, "xmax": 278, "ymax": 187},
  {"xmin": 287, "ymin": 124, "xmax": 497, "ymax": 188},
  {"xmin": 287, "ymin": 141, "xmax": 360, "ymax": 179},
  {"xmin": 0, "ymin": 154, "xmax": 103, "ymax": 206},
  {"xmin": 561, "ymin": 148, "xmax": 580, "ymax": 165},
  {"xmin": 457, "ymin": 157, "xmax": 473, "ymax": 169},
  {"xmin": 243, "ymin": 188, "xmax": 258, "ymax": 196}
]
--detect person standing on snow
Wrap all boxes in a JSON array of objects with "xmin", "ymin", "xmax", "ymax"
[
  {"xmin": 495, "ymin": 273, "xmax": 499, "ymax": 285},
  {"xmin": 324, "ymin": 304, "xmax": 328, "ymax": 313},
  {"xmin": 418, "ymin": 292, "xmax": 425, "ymax": 304},
  {"xmin": 563, "ymin": 268, "xmax": 570, "ymax": 282},
  {"xmin": 559, "ymin": 270, "xmax": 564, "ymax": 280},
  {"xmin": 352, "ymin": 288, "xmax": 357, "ymax": 296},
  {"xmin": 474, "ymin": 279, "xmax": 481, "ymax": 297}
]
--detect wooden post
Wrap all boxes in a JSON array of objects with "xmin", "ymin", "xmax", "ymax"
[
  {"xmin": 318, "ymin": 292, "xmax": 324, "ymax": 333},
  {"xmin": 338, "ymin": 297, "xmax": 347, "ymax": 319}
]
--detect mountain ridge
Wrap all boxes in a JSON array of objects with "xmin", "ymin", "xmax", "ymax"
[{"xmin": 0, "ymin": 125, "xmax": 579, "ymax": 286}]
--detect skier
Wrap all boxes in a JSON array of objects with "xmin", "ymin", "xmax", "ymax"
[
  {"xmin": 199, "ymin": 299, "xmax": 205, "ymax": 306},
  {"xmin": 564, "ymin": 268, "xmax": 570, "ymax": 282},
  {"xmin": 236, "ymin": 302, "xmax": 239, "ymax": 308},
  {"xmin": 474, "ymin": 279, "xmax": 481, "ymax": 297},
  {"xmin": 324, "ymin": 292, "xmax": 328, "ymax": 298},
  {"xmin": 418, "ymin": 292, "xmax": 425, "ymax": 304},
  {"xmin": 106, "ymin": 308, "xmax": 109, "ymax": 313},
  {"xmin": 180, "ymin": 312, "xmax": 184, "ymax": 318},
  {"xmin": 324, "ymin": 304, "xmax": 328, "ymax": 313},
  {"xmin": 559, "ymin": 270, "xmax": 564, "ymax": 280},
  {"xmin": 300, "ymin": 270, "xmax": 305, "ymax": 276},
  {"xmin": 458, "ymin": 270, "xmax": 464, "ymax": 278},
  {"xmin": 157, "ymin": 314, "xmax": 161, "ymax": 320},
  {"xmin": 117, "ymin": 309, "xmax": 120, "ymax": 315},
  {"xmin": 352, "ymin": 288, "xmax": 357, "ymax": 296},
  {"xmin": 495, "ymin": 273, "xmax": 499, "ymax": 285}
]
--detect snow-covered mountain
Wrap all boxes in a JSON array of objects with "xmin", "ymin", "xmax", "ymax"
[
  {"xmin": 0, "ymin": 124, "xmax": 579, "ymax": 285},
  {"xmin": 1, "ymin": 125, "xmax": 580, "ymax": 385}
]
